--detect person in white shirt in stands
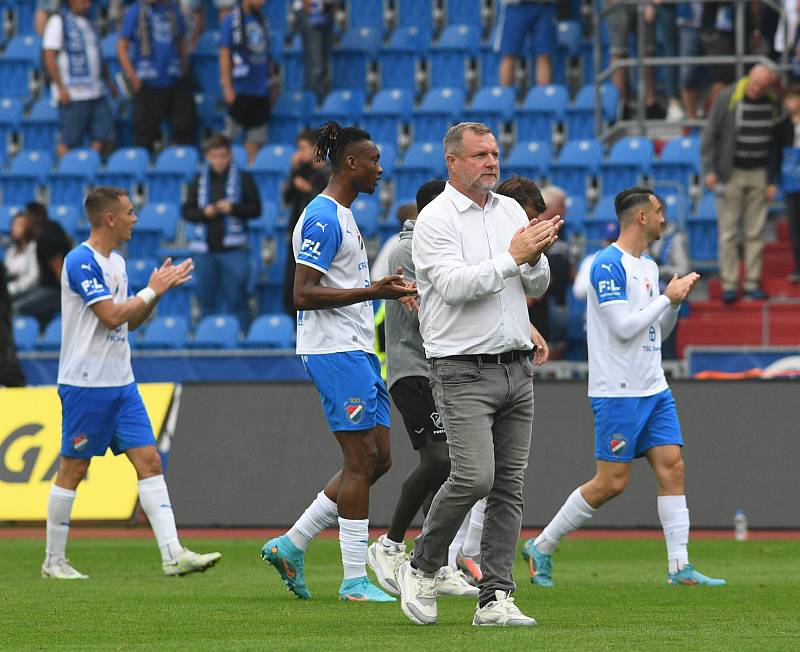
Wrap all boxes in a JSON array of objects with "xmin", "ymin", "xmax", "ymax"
[
  {"xmin": 42, "ymin": 0, "xmax": 118, "ymax": 158},
  {"xmin": 521, "ymin": 187, "xmax": 726, "ymax": 589},
  {"xmin": 42, "ymin": 186, "xmax": 221, "ymax": 580},
  {"xmin": 4, "ymin": 213, "xmax": 39, "ymax": 300},
  {"xmin": 395, "ymin": 122, "xmax": 561, "ymax": 627}
]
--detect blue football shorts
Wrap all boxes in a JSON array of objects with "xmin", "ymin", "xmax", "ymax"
[
  {"xmin": 301, "ymin": 351, "xmax": 391, "ymax": 433},
  {"xmin": 591, "ymin": 388, "xmax": 683, "ymax": 463},
  {"xmin": 494, "ymin": 2, "xmax": 557, "ymax": 57},
  {"xmin": 59, "ymin": 383, "xmax": 156, "ymax": 459}
]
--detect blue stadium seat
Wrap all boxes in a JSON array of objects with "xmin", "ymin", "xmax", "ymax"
[
  {"xmin": 563, "ymin": 195, "xmax": 587, "ymax": 238},
  {"xmin": 394, "ymin": 142, "xmax": 446, "ymax": 199},
  {"xmin": 379, "ymin": 26, "xmax": 425, "ymax": 91},
  {"xmin": 651, "ymin": 136, "xmax": 700, "ymax": 201},
  {"xmin": 659, "ymin": 189, "xmax": 687, "ymax": 226},
  {"xmin": 140, "ymin": 315, "xmax": 189, "ymax": 349},
  {"xmin": 447, "ymin": 0, "xmax": 484, "ymax": 28},
  {"xmin": 191, "ymin": 31, "xmax": 221, "ymax": 98},
  {"xmin": 20, "ymin": 97, "xmax": 58, "ymax": 154},
  {"xmin": 0, "ymin": 97, "xmax": 23, "ymax": 165},
  {"xmin": 1, "ymin": 149, "xmax": 51, "ymax": 205},
  {"xmin": 503, "ymin": 141, "xmax": 551, "ymax": 181},
  {"xmin": 38, "ymin": 315, "xmax": 62, "ymax": 351},
  {"xmin": 396, "ymin": 0, "xmax": 434, "ymax": 43},
  {"xmin": 375, "ymin": 142, "xmax": 397, "ymax": 178},
  {"xmin": 269, "ymin": 90, "xmax": 315, "ymax": 145},
  {"xmin": 479, "ymin": 27, "xmax": 501, "ymax": 87},
  {"xmin": 352, "ymin": 195, "xmax": 381, "ymax": 238},
  {"xmin": 157, "ymin": 281, "xmax": 194, "ymax": 321},
  {"xmin": 244, "ymin": 313, "xmax": 295, "ymax": 348},
  {"xmin": 429, "ymin": 24, "xmax": 480, "ymax": 90},
  {"xmin": 687, "ymin": 193, "xmax": 718, "ymax": 261},
  {"xmin": 549, "ymin": 139, "xmax": 602, "ymax": 200},
  {"xmin": 412, "ymin": 87, "xmax": 464, "ymax": 144},
  {"xmin": 100, "ymin": 33, "xmax": 121, "ymax": 79},
  {"xmin": 564, "ymin": 83, "xmax": 619, "ymax": 140},
  {"xmin": 13, "ymin": 315, "xmax": 38, "ymax": 351},
  {"xmin": 146, "ymin": 146, "xmax": 199, "ymax": 203},
  {"xmin": 195, "ymin": 93, "xmax": 225, "ymax": 137},
  {"xmin": 96, "ymin": 147, "xmax": 149, "ymax": 195},
  {"xmin": 316, "ymin": 89, "xmax": 365, "ymax": 125},
  {"xmin": 280, "ymin": 34, "xmax": 304, "ymax": 93},
  {"xmin": 49, "ymin": 148, "xmax": 100, "ymax": 205},
  {"xmin": 599, "ymin": 136, "xmax": 653, "ymax": 196},
  {"xmin": 556, "ymin": 20, "xmax": 582, "ymax": 57},
  {"xmin": 362, "ymin": 88, "xmax": 413, "ymax": 147},
  {"xmin": 49, "ymin": 204, "xmax": 81, "ymax": 236},
  {"xmin": 516, "ymin": 84, "xmax": 568, "ymax": 144},
  {"xmin": 232, "ymin": 143, "xmax": 248, "ymax": 169},
  {"xmin": 251, "ymin": 143, "xmax": 293, "ymax": 204},
  {"xmin": 463, "ymin": 85, "xmax": 515, "ymax": 138},
  {"xmin": 127, "ymin": 257, "xmax": 158, "ymax": 292},
  {"xmin": 191, "ymin": 314, "xmax": 241, "ymax": 348},
  {"xmin": 332, "ymin": 27, "xmax": 381, "ymax": 91},
  {"xmin": 264, "ymin": 0, "xmax": 289, "ymax": 34},
  {"xmin": 250, "ymin": 199, "xmax": 279, "ymax": 238},
  {"xmin": 139, "ymin": 202, "xmax": 180, "ymax": 240},
  {"xmin": 347, "ymin": 0, "xmax": 386, "ymax": 32},
  {"xmin": 11, "ymin": 0, "xmax": 37, "ymax": 36},
  {"xmin": 0, "ymin": 35, "xmax": 42, "ymax": 97},
  {"xmin": 584, "ymin": 194, "xmax": 617, "ymax": 241}
]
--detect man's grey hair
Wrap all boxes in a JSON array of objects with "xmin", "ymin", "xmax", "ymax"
[
  {"xmin": 540, "ymin": 185, "xmax": 566, "ymax": 207},
  {"xmin": 443, "ymin": 122, "xmax": 493, "ymax": 157}
]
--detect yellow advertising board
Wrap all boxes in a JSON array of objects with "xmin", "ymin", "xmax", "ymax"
[{"xmin": 0, "ymin": 383, "xmax": 174, "ymax": 521}]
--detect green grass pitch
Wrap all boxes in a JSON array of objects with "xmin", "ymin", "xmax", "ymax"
[{"xmin": 2, "ymin": 536, "xmax": 799, "ymax": 650}]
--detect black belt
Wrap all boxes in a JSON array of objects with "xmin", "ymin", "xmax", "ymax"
[{"xmin": 437, "ymin": 350, "xmax": 533, "ymax": 364}]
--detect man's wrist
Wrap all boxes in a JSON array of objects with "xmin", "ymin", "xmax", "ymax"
[{"xmin": 138, "ymin": 287, "xmax": 158, "ymax": 305}]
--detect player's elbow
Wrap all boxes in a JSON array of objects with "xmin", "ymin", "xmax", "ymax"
[{"xmin": 293, "ymin": 289, "xmax": 311, "ymax": 311}]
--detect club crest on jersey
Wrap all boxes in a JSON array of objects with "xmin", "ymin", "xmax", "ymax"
[
  {"xmin": 72, "ymin": 433, "xmax": 89, "ymax": 452},
  {"xmin": 609, "ymin": 434, "xmax": 627, "ymax": 455},
  {"xmin": 644, "ymin": 278, "xmax": 653, "ymax": 298},
  {"xmin": 345, "ymin": 397, "xmax": 365, "ymax": 424}
]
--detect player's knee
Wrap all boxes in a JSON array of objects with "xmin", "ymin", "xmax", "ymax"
[
  {"xmin": 372, "ymin": 453, "xmax": 392, "ymax": 482},
  {"xmin": 136, "ymin": 454, "xmax": 163, "ymax": 479},
  {"xmin": 662, "ymin": 456, "xmax": 685, "ymax": 489},
  {"xmin": 607, "ymin": 473, "xmax": 630, "ymax": 497},
  {"xmin": 460, "ymin": 469, "xmax": 494, "ymax": 501}
]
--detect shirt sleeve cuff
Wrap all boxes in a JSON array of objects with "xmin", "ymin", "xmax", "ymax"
[{"xmin": 494, "ymin": 251, "xmax": 519, "ymax": 279}]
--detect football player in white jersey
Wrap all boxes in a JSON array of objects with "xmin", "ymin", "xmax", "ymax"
[
  {"xmin": 521, "ymin": 187, "xmax": 726, "ymax": 587},
  {"xmin": 261, "ymin": 123, "xmax": 416, "ymax": 602},
  {"xmin": 42, "ymin": 187, "xmax": 221, "ymax": 579}
]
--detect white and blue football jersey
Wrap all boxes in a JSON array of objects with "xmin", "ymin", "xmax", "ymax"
[
  {"xmin": 292, "ymin": 194, "xmax": 374, "ymax": 354},
  {"xmin": 57, "ymin": 243, "xmax": 135, "ymax": 387},
  {"xmin": 586, "ymin": 243, "xmax": 668, "ymax": 397}
]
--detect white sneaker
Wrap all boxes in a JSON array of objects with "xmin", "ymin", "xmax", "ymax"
[
  {"xmin": 41, "ymin": 558, "xmax": 88, "ymax": 580},
  {"xmin": 666, "ymin": 98, "xmax": 686, "ymax": 122},
  {"xmin": 162, "ymin": 548, "xmax": 221, "ymax": 576},
  {"xmin": 367, "ymin": 535, "xmax": 407, "ymax": 595},
  {"xmin": 396, "ymin": 560, "xmax": 438, "ymax": 625},
  {"xmin": 472, "ymin": 590, "xmax": 537, "ymax": 626},
  {"xmin": 436, "ymin": 566, "xmax": 478, "ymax": 597}
]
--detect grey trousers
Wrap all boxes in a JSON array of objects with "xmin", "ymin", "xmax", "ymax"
[{"xmin": 410, "ymin": 356, "xmax": 534, "ymax": 603}]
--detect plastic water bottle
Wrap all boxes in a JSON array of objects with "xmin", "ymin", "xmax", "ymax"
[{"xmin": 734, "ymin": 509, "xmax": 748, "ymax": 541}]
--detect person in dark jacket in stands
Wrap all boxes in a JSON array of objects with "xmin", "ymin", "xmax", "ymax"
[
  {"xmin": 0, "ymin": 262, "xmax": 26, "ymax": 387},
  {"xmin": 183, "ymin": 133, "xmax": 261, "ymax": 329}
]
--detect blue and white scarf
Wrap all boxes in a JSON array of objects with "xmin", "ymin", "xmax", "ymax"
[
  {"xmin": 62, "ymin": 10, "xmax": 96, "ymax": 85},
  {"xmin": 189, "ymin": 163, "xmax": 247, "ymax": 253},
  {"xmin": 230, "ymin": 2, "xmax": 271, "ymax": 80}
]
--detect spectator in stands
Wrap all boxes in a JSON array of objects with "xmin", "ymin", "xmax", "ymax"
[
  {"xmin": 701, "ymin": 2, "xmax": 736, "ymax": 106},
  {"xmin": 702, "ymin": 62, "xmax": 780, "ymax": 303},
  {"xmin": 220, "ymin": 0, "xmax": 278, "ymax": 165},
  {"xmin": 656, "ymin": 1, "xmax": 684, "ymax": 122},
  {"xmin": 774, "ymin": 1, "xmax": 800, "ymax": 78},
  {"xmin": 370, "ymin": 202, "xmax": 418, "ymax": 281},
  {"xmin": 282, "ymin": 128, "xmax": 331, "ymax": 314},
  {"xmin": 775, "ymin": 83, "xmax": 800, "ymax": 283},
  {"xmin": 294, "ymin": 0, "xmax": 336, "ymax": 104},
  {"xmin": 13, "ymin": 203, "xmax": 72, "ymax": 327},
  {"xmin": 43, "ymin": 0, "xmax": 118, "ymax": 159},
  {"xmin": 215, "ymin": 0, "xmax": 235, "ymax": 23},
  {"xmin": 5, "ymin": 213, "xmax": 39, "ymax": 301},
  {"xmin": 0, "ymin": 263, "xmax": 26, "ymax": 387},
  {"xmin": 183, "ymin": 134, "xmax": 261, "ymax": 329},
  {"xmin": 495, "ymin": 0, "xmax": 556, "ymax": 87},
  {"xmin": 35, "ymin": 0, "xmax": 58, "ymax": 35},
  {"xmin": 604, "ymin": 1, "xmax": 664, "ymax": 119},
  {"xmin": 678, "ymin": 2, "xmax": 707, "ymax": 121},
  {"xmin": 117, "ymin": 0, "xmax": 198, "ymax": 151},
  {"xmin": 181, "ymin": 0, "xmax": 205, "ymax": 53}
]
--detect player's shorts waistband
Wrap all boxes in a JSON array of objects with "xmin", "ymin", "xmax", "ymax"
[{"xmin": 434, "ymin": 349, "xmax": 533, "ymax": 365}]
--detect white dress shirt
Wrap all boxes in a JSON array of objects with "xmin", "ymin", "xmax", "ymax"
[{"xmin": 412, "ymin": 182, "xmax": 551, "ymax": 358}]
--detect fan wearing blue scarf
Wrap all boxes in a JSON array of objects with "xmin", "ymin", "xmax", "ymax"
[
  {"xmin": 220, "ymin": 0, "xmax": 276, "ymax": 164},
  {"xmin": 42, "ymin": 0, "xmax": 117, "ymax": 158},
  {"xmin": 182, "ymin": 134, "xmax": 262, "ymax": 329}
]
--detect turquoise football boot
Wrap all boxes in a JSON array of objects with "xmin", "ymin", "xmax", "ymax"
[
  {"xmin": 339, "ymin": 576, "xmax": 397, "ymax": 602},
  {"xmin": 521, "ymin": 538, "xmax": 553, "ymax": 587},
  {"xmin": 261, "ymin": 535, "xmax": 311, "ymax": 599},
  {"xmin": 666, "ymin": 564, "xmax": 726, "ymax": 586}
]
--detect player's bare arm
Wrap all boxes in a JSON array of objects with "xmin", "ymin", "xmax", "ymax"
[{"xmin": 294, "ymin": 263, "xmax": 416, "ymax": 311}]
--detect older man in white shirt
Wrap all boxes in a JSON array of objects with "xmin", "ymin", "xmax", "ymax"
[{"xmin": 395, "ymin": 122, "xmax": 561, "ymax": 627}]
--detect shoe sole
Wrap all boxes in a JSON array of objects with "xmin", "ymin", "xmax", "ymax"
[
  {"xmin": 166, "ymin": 556, "xmax": 221, "ymax": 577},
  {"xmin": 41, "ymin": 570, "xmax": 88, "ymax": 580},
  {"xmin": 366, "ymin": 545, "xmax": 400, "ymax": 595}
]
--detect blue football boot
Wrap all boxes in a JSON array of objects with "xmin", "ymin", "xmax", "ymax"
[
  {"xmin": 261, "ymin": 535, "xmax": 311, "ymax": 599},
  {"xmin": 521, "ymin": 538, "xmax": 553, "ymax": 587},
  {"xmin": 666, "ymin": 564, "xmax": 726, "ymax": 586},
  {"xmin": 339, "ymin": 575, "xmax": 397, "ymax": 602}
]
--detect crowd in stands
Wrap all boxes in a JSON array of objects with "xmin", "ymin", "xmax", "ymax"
[{"xmin": 1, "ymin": 0, "xmax": 800, "ymax": 367}]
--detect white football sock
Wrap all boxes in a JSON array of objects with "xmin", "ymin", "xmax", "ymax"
[
  {"xmin": 535, "ymin": 487, "xmax": 596, "ymax": 555},
  {"xmin": 45, "ymin": 485, "xmax": 76, "ymax": 565},
  {"xmin": 338, "ymin": 517, "xmax": 369, "ymax": 580},
  {"xmin": 138, "ymin": 475, "xmax": 182, "ymax": 562},
  {"xmin": 286, "ymin": 491, "xmax": 338, "ymax": 552},
  {"xmin": 461, "ymin": 498, "xmax": 486, "ymax": 558},
  {"xmin": 448, "ymin": 512, "xmax": 471, "ymax": 568},
  {"xmin": 658, "ymin": 495, "xmax": 690, "ymax": 574}
]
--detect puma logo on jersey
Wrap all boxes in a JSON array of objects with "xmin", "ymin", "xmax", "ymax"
[
  {"xmin": 80, "ymin": 263, "xmax": 93, "ymax": 271},
  {"xmin": 315, "ymin": 221, "xmax": 327, "ymax": 232},
  {"xmin": 600, "ymin": 264, "xmax": 613, "ymax": 273}
]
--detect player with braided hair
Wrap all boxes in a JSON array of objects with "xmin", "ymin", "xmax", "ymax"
[{"xmin": 262, "ymin": 122, "xmax": 416, "ymax": 603}]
